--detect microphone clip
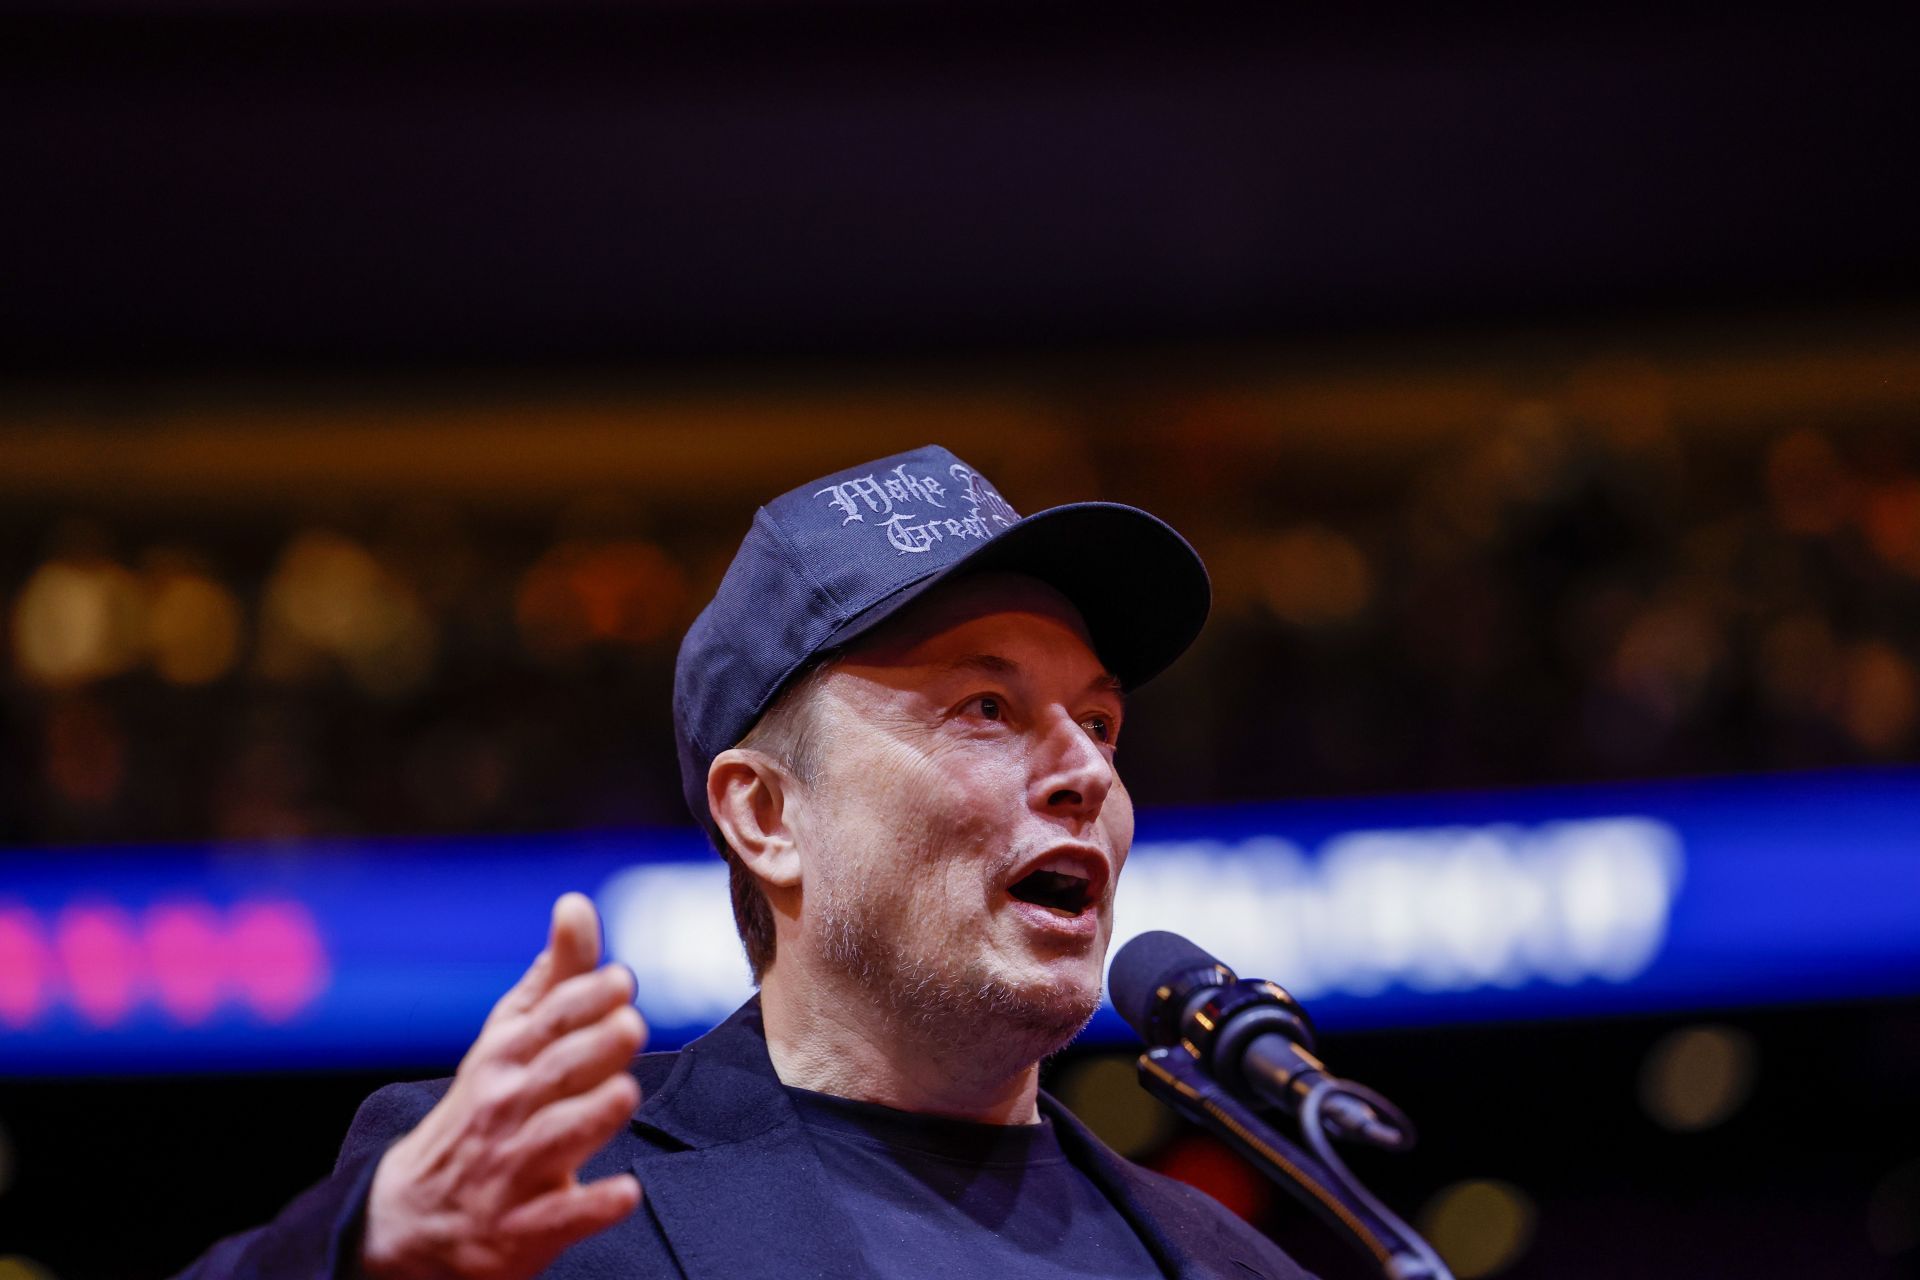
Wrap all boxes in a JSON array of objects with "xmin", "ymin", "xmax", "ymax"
[
  {"xmin": 1157, "ymin": 964, "xmax": 1409, "ymax": 1151},
  {"xmin": 1135, "ymin": 1046, "xmax": 1449, "ymax": 1280},
  {"xmin": 1182, "ymin": 976, "xmax": 1319, "ymax": 1100}
]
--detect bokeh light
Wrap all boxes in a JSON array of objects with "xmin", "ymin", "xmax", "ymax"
[
  {"xmin": 1050, "ymin": 1054, "xmax": 1175, "ymax": 1159},
  {"xmin": 1150, "ymin": 1135, "xmax": 1270, "ymax": 1224},
  {"xmin": 1863, "ymin": 478, "xmax": 1920, "ymax": 578},
  {"xmin": 143, "ymin": 555, "xmax": 244, "ymax": 686},
  {"xmin": 51, "ymin": 902, "xmax": 143, "ymax": 1027},
  {"xmin": 1838, "ymin": 640, "xmax": 1918, "ymax": 755},
  {"xmin": 0, "ymin": 899, "xmax": 331, "ymax": 1030},
  {"xmin": 1637, "ymin": 1024, "xmax": 1758, "ymax": 1132},
  {"xmin": 1419, "ymin": 1178, "xmax": 1537, "ymax": 1278},
  {"xmin": 1249, "ymin": 525, "xmax": 1374, "ymax": 628},
  {"xmin": 144, "ymin": 902, "xmax": 229, "ymax": 1026},
  {"xmin": 1765, "ymin": 430, "xmax": 1852, "ymax": 537},
  {"xmin": 514, "ymin": 538, "xmax": 687, "ymax": 659},
  {"xmin": 227, "ymin": 900, "xmax": 330, "ymax": 1023},
  {"xmin": 10, "ymin": 556, "xmax": 145, "ymax": 688},
  {"xmin": 0, "ymin": 906, "xmax": 54, "ymax": 1029},
  {"xmin": 259, "ymin": 530, "xmax": 436, "ymax": 696},
  {"xmin": 1610, "ymin": 599, "xmax": 1721, "ymax": 726}
]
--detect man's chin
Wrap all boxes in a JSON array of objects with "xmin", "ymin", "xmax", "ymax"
[
  {"xmin": 891, "ymin": 959, "xmax": 1101, "ymax": 1061},
  {"xmin": 989, "ymin": 966, "xmax": 1103, "ymax": 1048},
  {"xmin": 819, "ymin": 909, "xmax": 1102, "ymax": 1058}
]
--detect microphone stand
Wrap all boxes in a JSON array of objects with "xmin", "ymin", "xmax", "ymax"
[{"xmin": 1135, "ymin": 1045, "xmax": 1454, "ymax": 1280}]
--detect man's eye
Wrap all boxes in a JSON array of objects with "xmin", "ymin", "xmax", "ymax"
[
  {"xmin": 973, "ymin": 695, "xmax": 1003, "ymax": 721},
  {"xmin": 1083, "ymin": 713, "xmax": 1115, "ymax": 743}
]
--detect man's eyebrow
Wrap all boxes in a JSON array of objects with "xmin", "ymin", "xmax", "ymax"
[
  {"xmin": 932, "ymin": 653, "xmax": 1126, "ymax": 702},
  {"xmin": 933, "ymin": 653, "xmax": 1022, "ymax": 680}
]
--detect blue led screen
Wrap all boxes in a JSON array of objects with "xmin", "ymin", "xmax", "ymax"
[{"xmin": 2, "ymin": 769, "xmax": 1917, "ymax": 1076}]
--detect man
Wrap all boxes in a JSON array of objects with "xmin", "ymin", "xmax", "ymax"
[{"xmin": 181, "ymin": 445, "xmax": 1314, "ymax": 1280}]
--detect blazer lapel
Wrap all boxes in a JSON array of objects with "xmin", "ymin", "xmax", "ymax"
[
  {"xmin": 632, "ymin": 1129, "xmax": 871, "ymax": 1280},
  {"xmin": 625, "ymin": 1001, "xmax": 874, "ymax": 1280},
  {"xmin": 1042, "ymin": 1092, "xmax": 1284, "ymax": 1280},
  {"xmin": 625, "ymin": 1003, "xmax": 1286, "ymax": 1280}
]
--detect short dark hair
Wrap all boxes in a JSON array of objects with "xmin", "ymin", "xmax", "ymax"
[{"xmin": 723, "ymin": 660, "xmax": 834, "ymax": 980}]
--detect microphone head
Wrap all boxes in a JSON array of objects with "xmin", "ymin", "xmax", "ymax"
[{"xmin": 1108, "ymin": 930, "xmax": 1232, "ymax": 1045}]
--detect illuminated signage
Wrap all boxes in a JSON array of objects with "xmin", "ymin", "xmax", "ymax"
[{"xmin": 2, "ymin": 770, "xmax": 1917, "ymax": 1075}]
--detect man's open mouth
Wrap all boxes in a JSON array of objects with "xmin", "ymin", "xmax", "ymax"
[{"xmin": 1008, "ymin": 868, "xmax": 1095, "ymax": 916}]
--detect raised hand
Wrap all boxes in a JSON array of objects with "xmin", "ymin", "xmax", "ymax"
[{"xmin": 360, "ymin": 893, "xmax": 647, "ymax": 1280}]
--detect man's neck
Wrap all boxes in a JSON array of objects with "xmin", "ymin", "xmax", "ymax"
[{"xmin": 757, "ymin": 964, "xmax": 1045, "ymax": 1126}]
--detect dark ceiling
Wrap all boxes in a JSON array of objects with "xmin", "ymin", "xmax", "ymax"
[{"xmin": 4, "ymin": 3, "xmax": 1916, "ymax": 375}]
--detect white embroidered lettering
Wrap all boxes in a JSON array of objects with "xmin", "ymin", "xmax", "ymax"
[
  {"xmin": 814, "ymin": 475, "xmax": 896, "ymax": 524},
  {"xmin": 818, "ymin": 463, "xmax": 1006, "ymax": 552},
  {"xmin": 881, "ymin": 514, "xmax": 938, "ymax": 554},
  {"xmin": 948, "ymin": 464, "xmax": 1020, "ymax": 529}
]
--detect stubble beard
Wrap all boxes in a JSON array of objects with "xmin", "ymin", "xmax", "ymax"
[{"xmin": 814, "ymin": 873, "xmax": 1102, "ymax": 1077}]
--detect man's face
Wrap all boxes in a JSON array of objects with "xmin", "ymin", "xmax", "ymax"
[{"xmin": 792, "ymin": 572, "xmax": 1133, "ymax": 1051}]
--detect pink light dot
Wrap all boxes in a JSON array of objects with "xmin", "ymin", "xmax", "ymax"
[
  {"xmin": 0, "ymin": 903, "xmax": 53, "ymax": 1028},
  {"xmin": 228, "ymin": 900, "xmax": 328, "ymax": 1023},
  {"xmin": 144, "ymin": 901, "xmax": 227, "ymax": 1026},
  {"xmin": 55, "ymin": 901, "xmax": 143, "ymax": 1026}
]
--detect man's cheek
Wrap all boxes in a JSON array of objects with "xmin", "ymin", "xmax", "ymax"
[
  {"xmin": 907, "ymin": 754, "xmax": 1013, "ymax": 829},
  {"xmin": 1102, "ymin": 789, "xmax": 1135, "ymax": 856},
  {"xmin": 950, "ymin": 750, "xmax": 1029, "ymax": 810}
]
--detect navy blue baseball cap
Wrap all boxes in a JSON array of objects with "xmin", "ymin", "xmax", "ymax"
[{"xmin": 672, "ymin": 444, "xmax": 1210, "ymax": 846}]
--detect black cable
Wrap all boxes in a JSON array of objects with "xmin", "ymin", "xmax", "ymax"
[{"xmin": 1300, "ymin": 1077, "xmax": 1456, "ymax": 1280}]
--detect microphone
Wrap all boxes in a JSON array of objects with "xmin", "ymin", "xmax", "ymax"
[{"xmin": 1108, "ymin": 930, "xmax": 1407, "ymax": 1148}]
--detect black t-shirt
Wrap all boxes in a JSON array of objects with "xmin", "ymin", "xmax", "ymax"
[{"xmin": 785, "ymin": 1086, "xmax": 1167, "ymax": 1279}]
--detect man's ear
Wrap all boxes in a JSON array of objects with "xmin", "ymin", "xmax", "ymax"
[{"xmin": 708, "ymin": 749, "xmax": 804, "ymax": 890}]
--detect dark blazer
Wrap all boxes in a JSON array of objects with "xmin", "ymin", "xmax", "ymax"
[{"xmin": 176, "ymin": 1000, "xmax": 1317, "ymax": 1280}]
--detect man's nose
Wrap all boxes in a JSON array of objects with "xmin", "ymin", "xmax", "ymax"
[{"xmin": 1030, "ymin": 712, "xmax": 1115, "ymax": 822}]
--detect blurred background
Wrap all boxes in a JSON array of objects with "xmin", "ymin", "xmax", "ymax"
[{"xmin": 4, "ymin": 2, "xmax": 1920, "ymax": 1278}]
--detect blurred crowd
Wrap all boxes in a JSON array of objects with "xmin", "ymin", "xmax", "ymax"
[{"xmin": 5, "ymin": 361, "xmax": 1919, "ymax": 848}]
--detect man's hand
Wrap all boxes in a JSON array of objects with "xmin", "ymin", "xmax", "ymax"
[{"xmin": 360, "ymin": 893, "xmax": 647, "ymax": 1280}]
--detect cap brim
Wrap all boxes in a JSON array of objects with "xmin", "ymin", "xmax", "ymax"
[{"xmin": 818, "ymin": 501, "xmax": 1211, "ymax": 690}]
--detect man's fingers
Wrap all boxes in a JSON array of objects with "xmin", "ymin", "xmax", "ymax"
[
  {"xmin": 523, "ymin": 1005, "xmax": 647, "ymax": 1112},
  {"xmin": 487, "ymin": 893, "xmax": 604, "ymax": 1026},
  {"xmin": 547, "ymin": 892, "xmax": 603, "ymax": 982},
  {"xmin": 498, "ymin": 963, "xmax": 636, "ymax": 1062},
  {"xmin": 364, "ymin": 894, "xmax": 640, "ymax": 1280},
  {"xmin": 498, "ymin": 1174, "xmax": 642, "ymax": 1260},
  {"xmin": 505, "ymin": 1071, "xmax": 642, "ymax": 1193},
  {"xmin": 490, "ymin": 947, "xmax": 556, "ymax": 1024}
]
